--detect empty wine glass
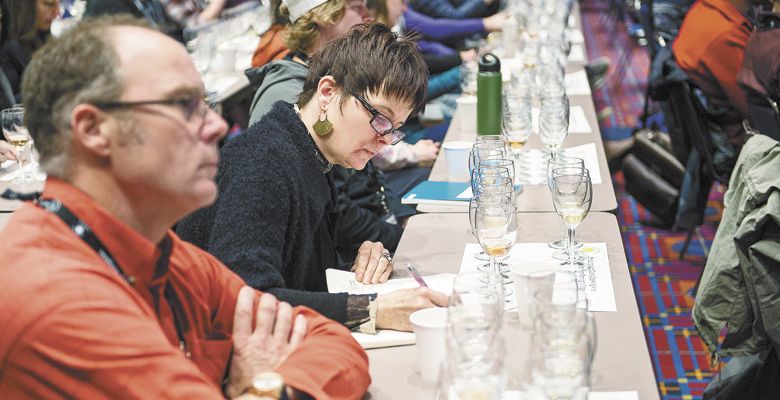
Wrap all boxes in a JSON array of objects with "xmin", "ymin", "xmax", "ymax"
[
  {"xmin": 539, "ymin": 99, "xmax": 570, "ymax": 159},
  {"xmin": 551, "ymin": 173, "xmax": 593, "ymax": 267},
  {"xmin": 1, "ymin": 107, "xmax": 29, "ymax": 183}
]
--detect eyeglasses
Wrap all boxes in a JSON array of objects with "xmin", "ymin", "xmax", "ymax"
[
  {"xmin": 353, "ymin": 94, "xmax": 405, "ymax": 145},
  {"xmin": 93, "ymin": 94, "xmax": 219, "ymax": 123}
]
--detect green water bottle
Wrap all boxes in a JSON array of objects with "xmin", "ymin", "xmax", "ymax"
[{"xmin": 477, "ymin": 53, "xmax": 502, "ymax": 136}]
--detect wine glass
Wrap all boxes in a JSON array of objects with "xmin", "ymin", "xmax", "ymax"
[
  {"xmin": 551, "ymin": 173, "xmax": 593, "ymax": 267},
  {"xmin": 479, "ymin": 159, "xmax": 516, "ymax": 188},
  {"xmin": 539, "ymin": 97, "xmax": 570, "ymax": 159},
  {"xmin": 447, "ymin": 273, "xmax": 504, "ymax": 355},
  {"xmin": 547, "ymin": 157, "xmax": 585, "ymax": 252},
  {"xmin": 474, "ymin": 204, "xmax": 518, "ymax": 298},
  {"xmin": 502, "ymin": 98, "xmax": 532, "ymax": 156},
  {"xmin": 1, "ymin": 107, "xmax": 29, "ymax": 183},
  {"xmin": 469, "ymin": 192, "xmax": 514, "ymax": 271}
]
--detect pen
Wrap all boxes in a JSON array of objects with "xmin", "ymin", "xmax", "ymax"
[{"xmin": 406, "ymin": 263, "xmax": 429, "ymax": 288}]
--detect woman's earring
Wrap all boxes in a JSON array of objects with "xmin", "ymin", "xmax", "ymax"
[{"xmin": 313, "ymin": 110, "xmax": 333, "ymax": 136}]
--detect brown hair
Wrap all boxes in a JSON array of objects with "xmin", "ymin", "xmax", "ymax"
[
  {"xmin": 2, "ymin": 0, "xmax": 40, "ymax": 50},
  {"xmin": 21, "ymin": 16, "xmax": 151, "ymax": 178},
  {"xmin": 282, "ymin": 0, "xmax": 346, "ymax": 53},
  {"xmin": 298, "ymin": 23, "xmax": 428, "ymax": 118}
]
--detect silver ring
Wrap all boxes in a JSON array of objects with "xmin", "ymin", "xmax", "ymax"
[{"xmin": 381, "ymin": 252, "xmax": 393, "ymax": 264}]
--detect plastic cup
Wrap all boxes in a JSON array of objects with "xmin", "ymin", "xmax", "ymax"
[
  {"xmin": 410, "ymin": 307, "xmax": 448, "ymax": 383},
  {"xmin": 456, "ymin": 95, "xmax": 477, "ymax": 133},
  {"xmin": 442, "ymin": 141, "xmax": 474, "ymax": 182}
]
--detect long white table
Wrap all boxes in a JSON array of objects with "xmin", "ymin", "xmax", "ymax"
[{"xmin": 365, "ymin": 212, "xmax": 659, "ymax": 399}]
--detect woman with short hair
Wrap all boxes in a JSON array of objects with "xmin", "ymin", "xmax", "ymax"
[{"xmin": 178, "ymin": 23, "xmax": 448, "ymax": 333}]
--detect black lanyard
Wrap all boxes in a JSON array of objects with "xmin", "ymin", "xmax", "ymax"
[{"xmin": 22, "ymin": 193, "xmax": 193, "ymax": 359}]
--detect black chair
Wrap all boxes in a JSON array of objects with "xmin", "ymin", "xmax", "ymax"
[{"xmin": 666, "ymin": 80, "xmax": 732, "ymax": 260}]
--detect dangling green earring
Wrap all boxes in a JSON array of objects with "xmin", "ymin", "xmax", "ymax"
[{"xmin": 313, "ymin": 110, "xmax": 333, "ymax": 136}]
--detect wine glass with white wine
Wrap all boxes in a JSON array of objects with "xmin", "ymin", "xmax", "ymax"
[
  {"xmin": 551, "ymin": 172, "xmax": 593, "ymax": 267},
  {"xmin": 1, "ymin": 107, "xmax": 30, "ymax": 183}
]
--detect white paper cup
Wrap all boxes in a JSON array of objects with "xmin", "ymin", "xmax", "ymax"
[
  {"xmin": 455, "ymin": 95, "xmax": 477, "ymax": 133},
  {"xmin": 442, "ymin": 141, "xmax": 473, "ymax": 182},
  {"xmin": 410, "ymin": 307, "xmax": 448, "ymax": 383}
]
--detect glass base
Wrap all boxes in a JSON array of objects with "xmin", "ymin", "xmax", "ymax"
[{"xmin": 548, "ymin": 239, "xmax": 583, "ymax": 251}]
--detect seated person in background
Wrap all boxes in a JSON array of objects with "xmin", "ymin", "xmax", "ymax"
[
  {"xmin": 245, "ymin": 0, "xmax": 431, "ymax": 259},
  {"xmin": 409, "ymin": 0, "xmax": 496, "ymax": 19},
  {"xmin": 0, "ymin": 0, "xmax": 59, "ymax": 104},
  {"xmin": 251, "ymin": 0, "xmax": 290, "ymax": 67},
  {"xmin": 158, "ymin": 0, "xmax": 229, "ymax": 29},
  {"xmin": 0, "ymin": 16, "xmax": 369, "ymax": 399},
  {"xmin": 85, "ymin": 0, "xmax": 185, "ymax": 41},
  {"xmin": 736, "ymin": 0, "xmax": 780, "ymax": 117},
  {"xmin": 672, "ymin": 0, "xmax": 756, "ymax": 151},
  {"xmin": 177, "ymin": 23, "xmax": 448, "ymax": 333}
]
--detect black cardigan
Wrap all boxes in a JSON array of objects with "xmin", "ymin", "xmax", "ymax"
[{"xmin": 177, "ymin": 102, "xmax": 355, "ymax": 323}]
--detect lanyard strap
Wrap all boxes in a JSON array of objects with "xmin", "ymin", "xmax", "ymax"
[{"xmin": 31, "ymin": 194, "xmax": 192, "ymax": 358}]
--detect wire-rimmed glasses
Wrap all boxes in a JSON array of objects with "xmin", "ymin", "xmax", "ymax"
[{"xmin": 352, "ymin": 93, "xmax": 406, "ymax": 145}]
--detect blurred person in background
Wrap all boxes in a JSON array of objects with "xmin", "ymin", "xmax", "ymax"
[{"xmin": 0, "ymin": 0, "xmax": 59, "ymax": 104}]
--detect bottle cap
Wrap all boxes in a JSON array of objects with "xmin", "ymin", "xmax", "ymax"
[{"xmin": 478, "ymin": 53, "xmax": 501, "ymax": 73}]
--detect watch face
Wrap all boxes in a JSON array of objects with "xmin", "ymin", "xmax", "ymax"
[{"xmin": 252, "ymin": 372, "xmax": 284, "ymax": 396}]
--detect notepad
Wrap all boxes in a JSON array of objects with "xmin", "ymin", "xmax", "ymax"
[
  {"xmin": 326, "ymin": 268, "xmax": 455, "ymax": 349},
  {"xmin": 401, "ymin": 181, "xmax": 472, "ymax": 206}
]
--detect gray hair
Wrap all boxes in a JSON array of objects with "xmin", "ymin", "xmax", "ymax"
[{"xmin": 21, "ymin": 16, "xmax": 150, "ymax": 178}]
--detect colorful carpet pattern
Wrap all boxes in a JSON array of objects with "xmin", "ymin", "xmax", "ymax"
[{"xmin": 579, "ymin": 2, "xmax": 725, "ymax": 398}]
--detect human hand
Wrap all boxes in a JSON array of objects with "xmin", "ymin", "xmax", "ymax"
[
  {"xmin": 351, "ymin": 241, "xmax": 394, "ymax": 284},
  {"xmin": 376, "ymin": 288, "xmax": 449, "ymax": 331},
  {"xmin": 483, "ymin": 12, "xmax": 508, "ymax": 32},
  {"xmin": 226, "ymin": 288, "xmax": 308, "ymax": 399},
  {"xmin": 0, "ymin": 141, "xmax": 17, "ymax": 163},
  {"xmin": 413, "ymin": 140, "xmax": 440, "ymax": 167},
  {"xmin": 459, "ymin": 49, "xmax": 477, "ymax": 63}
]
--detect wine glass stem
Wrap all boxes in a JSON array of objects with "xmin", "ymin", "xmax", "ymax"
[
  {"xmin": 490, "ymin": 256, "xmax": 500, "ymax": 285},
  {"xmin": 567, "ymin": 227, "xmax": 576, "ymax": 265},
  {"xmin": 16, "ymin": 152, "xmax": 25, "ymax": 183}
]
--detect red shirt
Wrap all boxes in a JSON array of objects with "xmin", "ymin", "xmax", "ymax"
[
  {"xmin": 0, "ymin": 178, "xmax": 370, "ymax": 399},
  {"xmin": 673, "ymin": 0, "xmax": 753, "ymax": 147}
]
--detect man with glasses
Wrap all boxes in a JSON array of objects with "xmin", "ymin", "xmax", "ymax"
[{"xmin": 0, "ymin": 16, "xmax": 369, "ymax": 399}]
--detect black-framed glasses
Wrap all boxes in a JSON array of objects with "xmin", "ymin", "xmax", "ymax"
[
  {"xmin": 353, "ymin": 94, "xmax": 406, "ymax": 145},
  {"xmin": 93, "ymin": 94, "xmax": 219, "ymax": 123}
]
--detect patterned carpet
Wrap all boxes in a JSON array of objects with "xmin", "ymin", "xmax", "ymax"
[{"xmin": 579, "ymin": 2, "xmax": 724, "ymax": 398}]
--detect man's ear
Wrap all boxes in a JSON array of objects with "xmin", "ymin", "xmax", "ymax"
[
  {"xmin": 316, "ymin": 75, "xmax": 339, "ymax": 112},
  {"xmin": 70, "ymin": 104, "xmax": 112, "ymax": 158}
]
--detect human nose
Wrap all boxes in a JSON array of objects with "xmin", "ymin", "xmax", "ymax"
[
  {"xmin": 200, "ymin": 108, "xmax": 229, "ymax": 142},
  {"xmin": 376, "ymin": 132, "xmax": 392, "ymax": 146}
]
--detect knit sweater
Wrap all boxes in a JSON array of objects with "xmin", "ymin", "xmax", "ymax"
[{"xmin": 177, "ymin": 101, "xmax": 353, "ymax": 323}]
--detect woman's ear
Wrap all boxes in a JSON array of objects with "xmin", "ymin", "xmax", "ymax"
[{"xmin": 316, "ymin": 75, "xmax": 339, "ymax": 111}]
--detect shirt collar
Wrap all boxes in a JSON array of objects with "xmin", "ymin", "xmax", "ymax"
[{"xmin": 41, "ymin": 177, "xmax": 169, "ymax": 289}]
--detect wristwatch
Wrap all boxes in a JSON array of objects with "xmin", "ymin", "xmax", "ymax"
[{"xmin": 245, "ymin": 372, "xmax": 286, "ymax": 399}]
